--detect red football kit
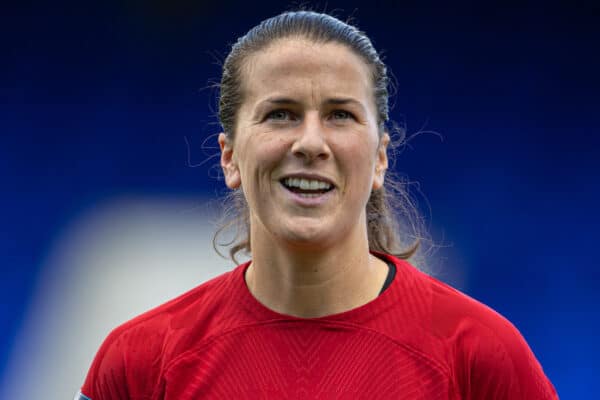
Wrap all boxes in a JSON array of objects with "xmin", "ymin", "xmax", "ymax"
[{"xmin": 80, "ymin": 253, "xmax": 558, "ymax": 399}]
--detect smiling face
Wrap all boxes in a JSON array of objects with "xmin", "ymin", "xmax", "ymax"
[{"xmin": 219, "ymin": 38, "xmax": 389, "ymax": 251}]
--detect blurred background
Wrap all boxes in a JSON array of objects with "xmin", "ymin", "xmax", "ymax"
[{"xmin": 1, "ymin": 1, "xmax": 598, "ymax": 398}]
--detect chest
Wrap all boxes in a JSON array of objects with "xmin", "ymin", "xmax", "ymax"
[{"xmin": 155, "ymin": 326, "xmax": 455, "ymax": 399}]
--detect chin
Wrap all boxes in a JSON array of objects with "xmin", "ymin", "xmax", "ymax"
[{"xmin": 278, "ymin": 224, "xmax": 335, "ymax": 250}]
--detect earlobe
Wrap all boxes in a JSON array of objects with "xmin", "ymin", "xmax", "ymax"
[
  {"xmin": 372, "ymin": 168, "xmax": 386, "ymax": 190},
  {"xmin": 372, "ymin": 133, "xmax": 389, "ymax": 190},
  {"xmin": 218, "ymin": 133, "xmax": 241, "ymax": 189}
]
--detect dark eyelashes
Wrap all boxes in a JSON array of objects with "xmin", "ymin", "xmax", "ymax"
[
  {"xmin": 263, "ymin": 109, "xmax": 357, "ymax": 122},
  {"xmin": 331, "ymin": 110, "xmax": 355, "ymax": 120},
  {"xmin": 265, "ymin": 109, "xmax": 295, "ymax": 121}
]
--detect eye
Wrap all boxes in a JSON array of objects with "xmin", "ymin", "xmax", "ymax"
[
  {"xmin": 330, "ymin": 110, "xmax": 354, "ymax": 120},
  {"xmin": 266, "ymin": 109, "xmax": 295, "ymax": 121}
]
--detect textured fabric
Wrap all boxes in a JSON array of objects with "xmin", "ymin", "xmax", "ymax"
[{"xmin": 80, "ymin": 254, "xmax": 558, "ymax": 399}]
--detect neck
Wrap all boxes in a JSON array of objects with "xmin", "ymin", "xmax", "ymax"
[{"xmin": 246, "ymin": 227, "xmax": 389, "ymax": 318}]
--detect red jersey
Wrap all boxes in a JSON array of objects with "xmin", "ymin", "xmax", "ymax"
[{"xmin": 80, "ymin": 254, "xmax": 558, "ymax": 399}]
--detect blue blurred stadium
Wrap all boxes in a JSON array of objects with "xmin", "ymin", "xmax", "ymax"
[{"xmin": 1, "ymin": 1, "xmax": 598, "ymax": 397}]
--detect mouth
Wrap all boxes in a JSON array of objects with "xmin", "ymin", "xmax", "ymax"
[{"xmin": 279, "ymin": 176, "xmax": 335, "ymax": 198}]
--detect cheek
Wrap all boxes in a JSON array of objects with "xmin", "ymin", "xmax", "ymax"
[
  {"xmin": 238, "ymin": 135, "xmax": 289, "ymax": 181},
  {"xmin": 336, "ymin": 136, "xmax": 378, "ymax": 173}
]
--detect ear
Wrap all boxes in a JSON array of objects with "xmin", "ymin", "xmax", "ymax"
[
  {"xmin": 218, "ymin": 133, "xmax": 241, "ymax": 189},
  {"xmin": 372, "ymin": 133, "xmax": 389, "ymax": 190}
]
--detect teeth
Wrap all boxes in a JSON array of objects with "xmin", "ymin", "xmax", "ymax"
[{"xmin": 283, "ymin": 177, "xmax": 332, "ymax": 190}]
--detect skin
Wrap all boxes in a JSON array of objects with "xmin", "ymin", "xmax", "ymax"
[{"xmin": 219, "ymin": 38, "xmax": 391, "ymax": 318}]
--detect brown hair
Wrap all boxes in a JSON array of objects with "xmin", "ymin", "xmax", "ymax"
[{"xmin": 214, "ymin": 11, "xmax": 428, "ymax": 265}]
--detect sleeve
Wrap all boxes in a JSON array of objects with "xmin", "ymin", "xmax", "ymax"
[
  {"xmin": 80, "ymin": 318, "xmax": 169, "ymax": 400},
  {"xmin": 79, "ymin": 327, "xmax": 132, "ymax": 400},
  {"xmin": 455, "ymin": 314, "xmax": 559, "ymax": 400}
]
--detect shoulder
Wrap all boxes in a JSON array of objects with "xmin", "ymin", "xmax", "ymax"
[
  {"xmin": 386, "ymin": 255, "xmax": 557, "ymax": 399},
  {"xmin": 81, "ymin": 264, "xmax": 247, "ymax": 399}
]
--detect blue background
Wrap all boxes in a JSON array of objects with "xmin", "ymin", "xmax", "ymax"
[{"xmin": 2, "ymin": 1, "xmax": 598, "ymax": 397}]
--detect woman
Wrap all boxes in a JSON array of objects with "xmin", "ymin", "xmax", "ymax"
[{"xmin": 78, "ymin": 11, "xmax": 558, "ymax": 399}]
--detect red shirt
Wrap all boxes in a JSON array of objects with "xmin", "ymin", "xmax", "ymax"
[{"xmin": 81, "ymin": 254, "xmax": 558, "ymax": 399}]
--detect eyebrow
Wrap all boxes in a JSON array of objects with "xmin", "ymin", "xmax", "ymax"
[
  {"xmin": 323, "ymin": 98, "xmax": 368, "ymax": 116},
  {"xmin": 254, "ymin": 96, "xmax": 366, "ymax": 115},
  {"xmin": 325, "ymin": 98, "xmax": 364, "ymax": 108},
  {"xmin": 263, "ymin": 97, "xmax": 300, "ymax": 105}
]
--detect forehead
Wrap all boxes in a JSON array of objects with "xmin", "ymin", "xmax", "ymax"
[{"xmin": 241, "ymin": 38, "xmax": 374, "ymax": 104}]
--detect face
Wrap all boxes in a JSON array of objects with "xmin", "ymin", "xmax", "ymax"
[{"xmin": 219, "ymin": 38, "xmax": 389, "ymax": 250}]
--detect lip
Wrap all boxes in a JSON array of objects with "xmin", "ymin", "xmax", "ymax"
[
  {"xmin": 277, "ymin": 172, "xmax": 336, "ymax": 208},
  {"xmin": 278, "ymin": 172, "xmax": 336, "ymax": 188},
  {"xmin": 278, "ymin": 181, "xmax": 336, "ymax": 207}
]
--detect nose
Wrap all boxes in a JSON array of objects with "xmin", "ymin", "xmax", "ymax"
[{"xmin": 291, "ymin": 113, "xmax": 331, "ymax": 162}]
